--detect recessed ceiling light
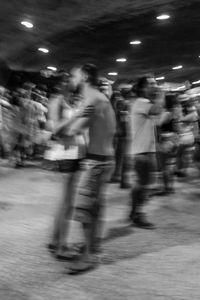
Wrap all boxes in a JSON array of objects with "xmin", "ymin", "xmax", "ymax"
[
  {"xmin": 21, "ymin": 21, "xmax": 33, "ymax": 28},
  {"xmin": 108, "ymin": 72, "xmax": 118, "ymax": 76},
  {"xmin": 157, "ymin": 14, "xmax": 170, "ymax": 20},
  {"xmin": 156, "ymin": 76, "xmax": 165, "ymax": 81},
  {"xmin": 172, "ymin": 65, "xmax": 183, "ymax": 70},
  {"xmin": 130, "ymin": 40, "xmax": 141, "ymax": 45},
  {"xmin": 116, "ymin": 58, "xmax": 127, "ymax": 62},
  {"xmin": 47, "ymin": 66, "xmax": 57, "ymax": 71},
  {"xmin": 178, "ymin": 85, "xmax": 185, "ymax": 89},
  {"xmin": 192, "ymin": 80, "xmax": 200, "ymax": 85},
  {"xmin": 38, "ymin": 48, "xmax": 49, "ymax": 53}
]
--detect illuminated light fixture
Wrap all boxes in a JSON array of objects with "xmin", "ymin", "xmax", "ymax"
[
  {"xmin": 156, "ymin": 76, "xmax": 165, "ymax": 81},
  {"xmin": 38, "ymin": 47, "xmax": 49, "ymax": 53},
  {"xmin": 47, "ymin": 66, "xmax": 57, "ymax": 71},
  {"xmin": 172, "ymin": 65, "xmax": 183, "ymax": 70},
  {"xmin": 192, "ymin": 80, "xmax": 200, "ymax": 85},
  {"xmin": 130, "ymin": 40, "xmax": 141, "ymax": 45},
  {"xmin": 108, "ymin": 72, "xmax": 118, "ymax": 76},
  {"xmin": 21, "ymin": 21, "xmax": 33, "ymax": 28},
  {"xmin": 157, "ymin": 14, "xmax": 170, "ymax": 20},
  {"xmin": 178, "ymin": 85, "xmax": 185, "ymax": 89},
  {"xmin": 116, "ymin": 58, "xmax": 127, "ymax": 62},
  {"xmin": 174, "ymin": 85, "xmax": 185, "ymax": 91}
]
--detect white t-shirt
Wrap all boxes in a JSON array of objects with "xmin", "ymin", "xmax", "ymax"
[{"xmin": 128, "ymin": 97, "xmax": 156, "ymax": 155}]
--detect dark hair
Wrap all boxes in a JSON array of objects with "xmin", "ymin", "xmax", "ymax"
[
  {"xmin": 165, "ymin": 94, "xmax": 178, "ymax": 110},
  {"xmin": 50, "ymin": 85, "xmax": 62, "ymax": 94},
  {"xmin": 81, "ymin": 63, "xmax": 98, "ymax": 87},
  {"xmin": 135, "ymin": 74, "xmax": 154, "ymax": 97}
]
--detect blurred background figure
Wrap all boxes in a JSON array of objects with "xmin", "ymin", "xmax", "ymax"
[
  {"xmin": 174, "ymin": 94, "xmax": 197, "ymax": 177},
  {"xmin": 9, "ymin": 88, "xmax": 29, "ymax": 167},
  {"xmin": 128, "ymin": 75, "xmax": 162, "ymax": 229},
  {"xmin": 157, "ymin": 94, "xmax": 179, "ymax": 194},
  {"xmin": 0, "ymin": 86, "xmax": 11, "ymax": 158},
  {"xmin": 110, "ymin": 87, "xmax": 130, "ymax": 188}
]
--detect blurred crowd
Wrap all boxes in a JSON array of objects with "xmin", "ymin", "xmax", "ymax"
[
  {"xmin": 0, "ymin": 75, "xmax": 200, "ymax": 183},
  {"xmin": 0, "ymin": 82, "xmax": 49, "ymax": 166}
]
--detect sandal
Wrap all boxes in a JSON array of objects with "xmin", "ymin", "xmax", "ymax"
[{"xmin": 67, "ymin": 256, "xmax": 98, "ymax": 275}]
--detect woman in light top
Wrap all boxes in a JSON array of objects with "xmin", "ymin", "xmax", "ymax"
[{"xmin": 47, "ymin": 87, "xmax": 86, "ymax": 259}]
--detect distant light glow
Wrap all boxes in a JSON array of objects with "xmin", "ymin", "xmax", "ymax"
[
  {"xmin": 116, "ymin": 58, "xmax": 127, "ymax": 62},
  {"xmin": 192, "ymin": 80, "xmax": 200, "ymax": 85},
  {"xmin": 156, "ymin": 76, "xmax": 165, "ymax": 81},
  {"xmin": 21, "ymin": 21, "xmax": 33, "ymax": 28},
  {"xmin": 38, "ymin": 48, "xmax": 49, "ymax": 53},
  {"xmin": 157, "ymin": 14, "xmax": 170, "ymax": 20},
  {"xmin": 108, "ymin": 72, "xmax": 118, "ymax": 76},
  {"xmin": 47, "ymin": 66, "xmax": 57, "ymax": 71},
  {"xmin": 172, "ymin": 65, "xmax": 183, "ymax": 70},
  {"xmin": 130, "ymin": 40, "xmax": 141, "ymax": 45}
]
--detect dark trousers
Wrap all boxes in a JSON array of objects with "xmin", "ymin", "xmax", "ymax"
[
  {"xmin": 159, "ymin": 151, "xmax": 174, "ymax": 191},
  {"xmin": 112, "ymin": 135, "xmax": 128, "ymax": 184},
  {"xmin": 130, "ymin": 154, "xmax": 154, "ymax": 219}
]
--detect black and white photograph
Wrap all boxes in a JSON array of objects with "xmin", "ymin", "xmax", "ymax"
[{"xmin": 0, "ymin": 0, "xmax": 200, "ymax": 299}]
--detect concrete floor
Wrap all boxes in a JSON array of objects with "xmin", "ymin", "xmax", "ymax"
[{"xmin": 1, "ymin": 163, "xmax": 200, "ymax": 300}]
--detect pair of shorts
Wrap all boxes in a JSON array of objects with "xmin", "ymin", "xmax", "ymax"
[
  {"xmin": 58, "ymin": 159, "xmax": 81, "ymax": 173},
  {"xmin": 73, "ymin": 159, "xmax": 113, "ymax": 224}
]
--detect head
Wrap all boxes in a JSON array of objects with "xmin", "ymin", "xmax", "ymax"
[
  {"xmin": 98, "ymin": 78, "xmax": 113, "ymax": 99},
  {"xmin": 68, "ymin": 63, "xmax": 98, "ymax": 92},
  {"xmin": 135, "ymin": 75, "xmax": 157, "ymax": 100}
]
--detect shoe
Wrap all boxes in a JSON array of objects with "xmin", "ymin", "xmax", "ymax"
[
  {"xmin": 174, "ymin": 170, "xmax": 187, "ymax": 178},
  {"xmin": 120, "ymin": 182, "xmax": 131, "ymax": 189},
  {"xmin": 109, "ymin": 176, "xmax": 121, "ymax": 183},
  {"xmin": 131, "ymin": 213, "xmax": 155, "ymax": 229},
  {"xmin": 56, "ymin": 245, "xmax": 79, "ymax": 261},
  {"xmin": 90, "ymin": 244, "xmax": 103, "ymax": 254},
  {"xmin": 47, "ymin": 243, "xmax": 57, "ymax": 254},
  {"xmin": 67, "ymin": 256, "xmax": 98, "ymax": 275},
  {"xmin": 56, "ymin": 250, "xmax": 78, "ymax": 261}
]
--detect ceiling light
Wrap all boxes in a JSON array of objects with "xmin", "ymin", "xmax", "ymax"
[
  {"xmin": 177, "ymin": 85, "xmax": 185, "ymax": 90},
  {"xmin": 108, "ymin": 72, "xmax": 118, "ymax": 76},
  {"xmin": 130, "ymin": 40, "xmax": 141, "ymax": 45},
  {"xmin": 172, "ymin": 65, "xmax": 183, "ymax": 70},
  {"xmin": 38, "ymin": 48, "xmax": 49, "ymax": 53},
  {"xmin": 157, "ymin": 14, "xmax": 170, "ymax": 20},
  {"xmin": 174, "ymin": 85, "xmax": 185, "ymax": 91},
  {"xmin": 192, "ymin": 80, "xmax": 200, "ymax": 85},
  {"xmin": 116, "ymin": 58, "xmax": 127, "ymax": 62},
  {"xmin": 47, "ymin": 66, "xmax": 57, "ymax": 71},
  {"xmin": 156, "ymin": 76, "xmax": 165, "ymax": 81},
  {"xmin": 21, "ymin": 21, "xmax": 33, "ymax": 28}
]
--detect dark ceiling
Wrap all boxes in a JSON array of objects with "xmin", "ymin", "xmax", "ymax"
[{"xmin": 1, "ymin": 0, "xmax": 200, "ymax": 83}]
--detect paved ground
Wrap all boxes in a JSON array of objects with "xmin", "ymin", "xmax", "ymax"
[{"xmin": 1, "ymin": 163, "xmax": 200, "ymax": 300}]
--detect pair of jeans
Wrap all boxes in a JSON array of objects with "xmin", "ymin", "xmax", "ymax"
[{"xmin": 74, "ymin": 158, "xmax": 113, "ymax": 251}]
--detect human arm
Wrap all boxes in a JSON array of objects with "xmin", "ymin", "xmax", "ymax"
[{"xmin": 66, "ymin": 104, "xmax": 94, "ymax": 136}]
